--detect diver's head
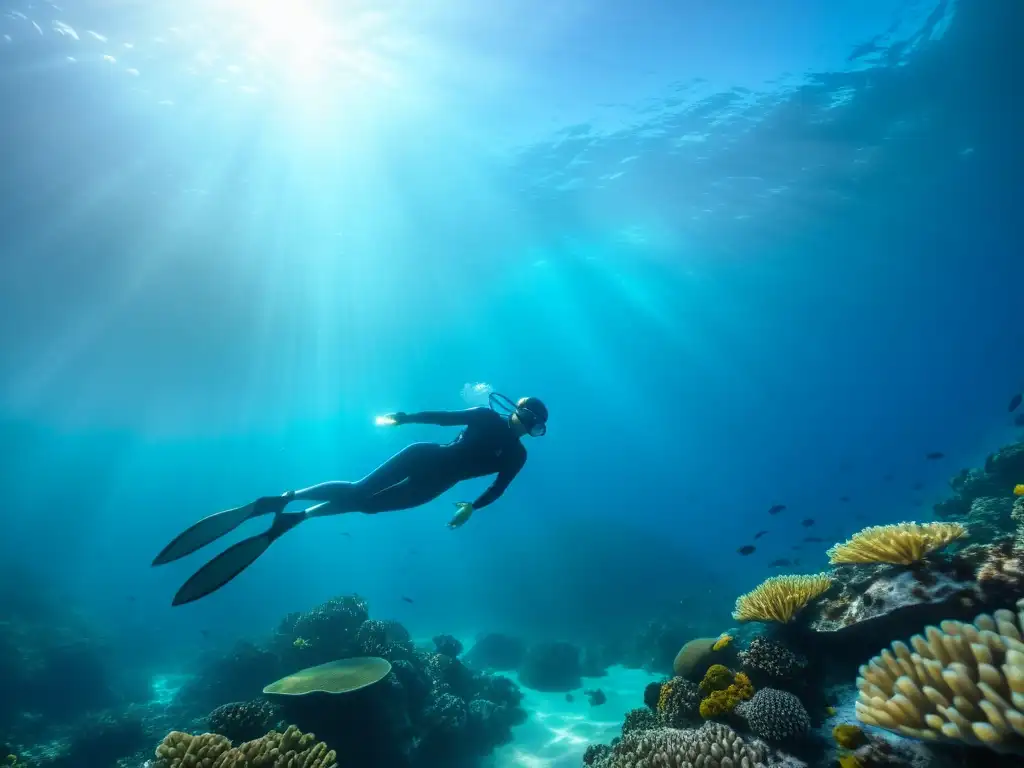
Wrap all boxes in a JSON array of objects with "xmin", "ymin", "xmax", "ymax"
[{"xmin": 510, "ymin": 396, "xmax": 548, "ymax": 438}]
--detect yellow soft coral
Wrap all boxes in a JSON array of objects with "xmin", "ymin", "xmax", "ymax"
[
  {"xmin": 838, "ymin": 756, "xmax": 863, "ymax": 768},
  {"xmin": 697, "ymin": 668, "xmax": 753, "ymax": 718},
  {"xmin": 699, "ymin": 664, "xmax": 733, "ymax": 694},
  {"xmin": 656, "ymin": 680, "xmax": 674, "ymax": 712},
  {"xmin": 712, "ymin": 634, "xmax": 733, "ymax": 651},
  {"xmin": 732, "ymin": 573, "xmax": 833, "ymax": 623},
  {"xmin": 833, "ymin": 723, "xmax": 867, "ymax": 749},
  {"xmin": 827, "ymin": 522, "xmax": 966, "ymax": 565},
  {"xmin": 731, "ymin": 671, "xmax": 753, "ymax": 700}
]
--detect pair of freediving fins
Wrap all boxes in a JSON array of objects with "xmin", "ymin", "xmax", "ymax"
[{"xmin": 151, "ymin": 494, "xmax": 305, "ymax": 606}]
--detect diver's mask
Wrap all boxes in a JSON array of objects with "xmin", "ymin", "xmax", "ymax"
[{"xmin": 489, "ymin": 393, "xmax": 547, "ymax": 437}]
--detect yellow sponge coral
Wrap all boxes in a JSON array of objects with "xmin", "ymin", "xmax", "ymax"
[
  {"xmin": 833, "ymin": 723, "xmax": 867, "ymax": 749},
  {"xmin": 732, "ymin": 573, "xmax": 833, "ymax": 623},
  {"xmin": 697, "ymin": 668, "xmax": 753, "ymax": 718},
  {"xmin": 699, "ymin": 664, "xmax": 733, "ymax": 694},
  {"xmin": 855, "ymin": 598, "xmax": 1024, "ymax": 754},
  {"xmin": 827, "ymin": 522, "xmax": 966, "ymax": 565}
]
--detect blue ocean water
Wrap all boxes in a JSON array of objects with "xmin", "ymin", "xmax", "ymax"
[{"xmin": 1, "ymin": 1, "xmax": 1023, "ymax": 766}]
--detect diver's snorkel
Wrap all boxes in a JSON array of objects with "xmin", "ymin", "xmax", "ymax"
[{"xmin": 489, "ymin": 393, "xmax": 547, "ymax": 437}]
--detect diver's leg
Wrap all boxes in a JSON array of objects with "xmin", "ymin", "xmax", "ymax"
[
  {"xmin": 169, "ymin": 510, "xmax": 306, "ymax": 606},
  {"xmin": 289, "ymin": 444, "xmax": 442, "ymax": 510}
]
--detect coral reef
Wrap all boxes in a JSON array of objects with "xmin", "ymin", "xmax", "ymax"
[
  {"xmin": 518, "ymin": 641, "xmax": 582, "ymax": 692},
  {"xmin": 153, "ymin": 725, "xmax": 336, "ymax": 768},
  {"xmin": 738, "ymin": 637, "xmax": 807, "ymax": 687},
  {"xmin": 207, "ymin": 701, "xmax": 280, "ymax": 744},
  {"xmin": 855, "ymin": 598, "xmax": 1024, "ymax": 754},
  {"xmin": 732, "ymin": 574, "xmax": 833, "ymax": 623},
  {"xmin": 589, "ymin": 723, "xmax": 773, "ymax": 768},
  {"xmin": 655, "ymin": 677, "xmax": 702, "ymax": 727},
  {"xmin": 622, "ymin": 707, "xmax": 659, "ymax": 735},
  {"xmin": 827, "ymin": 523, "xmax": 966, "ymax": 566}
]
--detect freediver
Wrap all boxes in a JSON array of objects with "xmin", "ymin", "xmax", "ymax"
[{"xmin": 152, "ymin": 393, "xmax": 548, "ymax": 606}]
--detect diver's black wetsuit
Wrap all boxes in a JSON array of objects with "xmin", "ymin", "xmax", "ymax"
[{"xmin": 301, "ymin": 407, "xmax": 527, "ymax": 514}]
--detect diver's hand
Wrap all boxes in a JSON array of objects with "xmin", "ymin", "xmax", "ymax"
[
  {"xmin": 448, "ymin": 502, "xmax": 474, "ymax": 529},
  {"xmin": 377, "ymin": 412, "xmax": 407, "ymax": 426}
]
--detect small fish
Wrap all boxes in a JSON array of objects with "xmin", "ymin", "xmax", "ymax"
[
  {"xmin": 926, "ymin": 451, "xmax": 944, "ymax": 460},
  {"xmin": 912, "ymin": 482, "xmax": 924, "ymax": 491},
  {"xmin": 768, "ymin": 504, "xmax": 786, "ymax": 515},
  {"xmin": 801, "ymin": 518, "xmax": 815, "ymax": 527},
  {"xmin": 791, "ymin": 545, "xmax": 802, "ymax": 551},
  {"xmin": 738, "ymin": 545, "xmax": 756, "ymax": 556},
  {"xmin": 565, "ymin": 693, "xmax": 574, "ymax": 703},
  {"xmin": 200, "ymin": 629, "xmax": 210, "ymax": 639},
  {"xmin": 839, "ymin": 495, "xmax": 850, "ymax": 503},
  {"xmin": 1014, "ymin": 413, "xmax": 1024, "ymax": 427},
  {"xmin": 769, "ymin": 558, "xmax": 792, "ymax": 567},
  {"xmin": 585, "ymin": 688, "xmax": 607, "ymax": 706},
  {"xmin": 1009, "ymin": 393, "xmax": 1022, "ymax": 413},
  {"xmin": 401, "ymin": 596, "xmax": 414, "ymax": 604},
  {"xmin": 753, "ymin": 530, "xmax": 769, "ymax": 540},
  {"xmin": 803, "ymin": 536, "xmax": 824, "ymax": 543}
]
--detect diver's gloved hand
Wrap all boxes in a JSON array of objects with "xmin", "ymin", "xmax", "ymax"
[
  {"xmin": 448, "ymin": 502, "xmax": 474, "ymax": 529},
  {"xmin": 377, "ymin": 412, "xmax": 407, "ymax": 426}
]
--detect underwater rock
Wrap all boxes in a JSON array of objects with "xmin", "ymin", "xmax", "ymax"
[
  {"xmin": 963, "ymin": 496, "xmax": 1016, "ymax": 542},
  {"xmin": 580, "ymin": 644, "xmax": 612, "ymax": 677},
  {"xmin": 671, "ymin": 637, "xmax": 737, "ymax": 681},
  {"xmin": 519, "ymin": 641, "xmax": 583, "ymax": 692},
  {"xmin": 431, "ymin": 634, "xmax": 463, "ymax": 657},
  {"xmin": 463, "ymin": 632, "xmax": 526, "ymax": 671},
  {"xmin": 624, "ymin": 617, "xmax": 695, "ymax": 674}
]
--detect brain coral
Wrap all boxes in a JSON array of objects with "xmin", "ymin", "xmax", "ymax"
[{"xmin": 735, "ymin": 688, "xmax": 811, "ymax": 743}]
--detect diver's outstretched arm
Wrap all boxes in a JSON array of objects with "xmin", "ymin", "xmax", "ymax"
[
  {"xmin": 398, "ymin": 407, "xmax": 486, "ymax": 427},
  {"xmin": 472, "ymin": 452, "xmax": 526, "ymax": 510}
]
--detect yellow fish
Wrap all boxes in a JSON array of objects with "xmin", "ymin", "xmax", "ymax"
[{"xmin": 1015, "ymin": 484, "xmax": 1024, "ymax": 496}]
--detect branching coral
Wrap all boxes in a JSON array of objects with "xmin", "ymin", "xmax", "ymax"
[
  {"xmin": 732, "ymin": 574, "xmax": 833, "ymax": 623},
  {"xmin": 827, "ymin": 522, "xmax": 967, "ymax": 565},
  {"xmin": 855, "ymin": 598, "xmax": 1024, "ymax": 754},
  {"xmin": 153, "ymin": 725, "xmax": 336, "ymax": 768}
]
